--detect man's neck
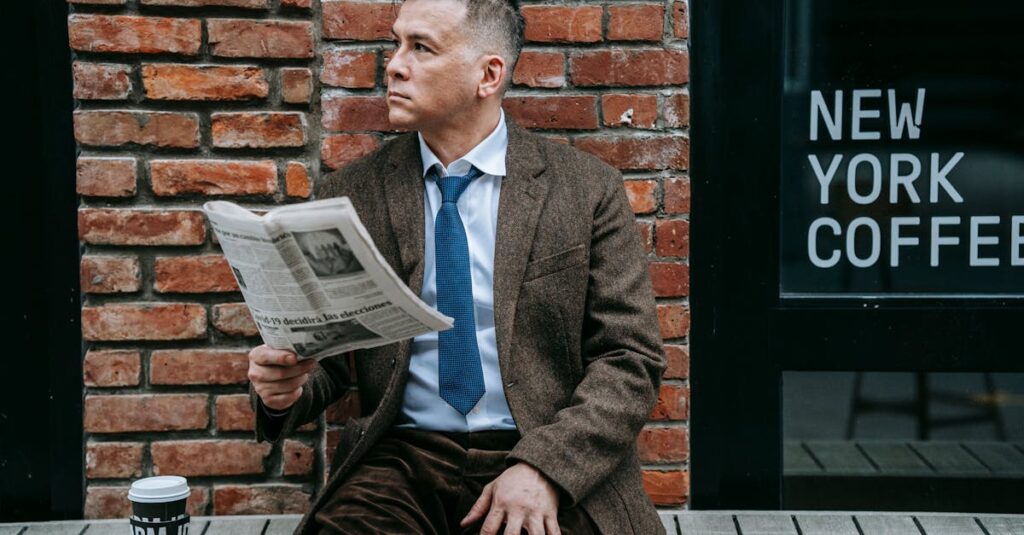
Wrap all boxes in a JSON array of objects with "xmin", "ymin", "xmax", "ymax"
[{"xmin": 420, "ymin": 106, "xmax": 502, "ymax": 168}]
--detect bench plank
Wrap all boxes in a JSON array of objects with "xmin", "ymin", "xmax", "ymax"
[
  {"xmin": 911, "ymin": 443, "xmax": 989, "ymax": 475},
  {"xmin": 962, "ymin": 442, "xmax": 1024, "ymax": 476},
  {"xmin": 265, "ymin": 516, "xmax": 303, "ymax": 535},
  {"xmin": 0, "ymin": 528, "xmax": 23, "ymax": 535},
  {"xmin": 83, "ymin": 519, "xmax": 209, "ymax": 535},
  {"xmin": 660, "ymin": 513, "xmax": 679, "ymax": 535},
  {"xmin": 978, "ymin": 516, "xmax": 1024, "ymax": 535},
  {"xmin": 793, "ymin": 514, "xmax": 858, "ymax": 535},
  {"xmin": 784, "ymin": 442, "xmax": 821, "ymax": 474},
  {"xmin": 23, "ymin": 524, "xmax": 83, "ymax": 535},
  {"xmin": 204, "ymin": 517, "xmax": 268, "ymax": 535},
  {"xmin": 806, "ymin": 441, "xmax": 876, "ymax": 474},
  {"xmin": 859, "ymin": 442, "xmax": 932, "ymax": 475},
  {"xmin": 853, "ymin": 514, "xmax": 919, "ymax": 534},
  {"xmin": 675, "ymin": 513, "xmax": 737, "ymax": 534},
  {"xmin": 914, "ymin": 515, "xmax": 984, "ymax": 534},
  {"xmin": 735, "ymin": 513, "xmax": 797, "ymax": 534}
]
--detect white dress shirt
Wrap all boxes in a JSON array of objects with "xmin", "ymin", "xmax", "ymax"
[{"xmin": 394, "ymin": 108, "xmax": 517, "ymax": 432}]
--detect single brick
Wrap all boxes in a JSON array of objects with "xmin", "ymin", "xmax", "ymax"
[
  {"xmin": 84, "ymin": 394, "xmax": 209, "ymax": 433},
  {"xmin": 673, "ymin": 1, "xmax": 689, "ymax": 39},
  {"xmin": 637, "ymin": 221, "xmax": 653, "ymax": 254},
  {"xmin": 521, "ymin": 6, "xmax": 602, "ymax": 43},
  {"xmin": 68, "ymin": 15, "xmax": 201, "ymax": 55},
  {"xmin": 650, "ymin": 384, "xmax": 689, "ymax": 421},
  {"xmin": 665, "ymin": 92, "xmax": 690, "ymax": 128},
  {"xmin": 152, "ymin": 440, "xmax": 271, "ymax": 476},
  {"xmin": 607, "ymin": 4, "xmax": 665, "ymax": 42},
  {"xmin": 281, "ymin": 68, "xmax": 313, "ymax": 104},
  {"xmin": 622, "ymin": 180, "xmax": 658, "ymax": 214},
  {"xmin": 216, "ymin": 394, "xmax": 256, "ymax": 431},
  {"xmin": 81, "ymin": 255, "xmax": 141, "ymax": 294},
  {"xmin": 86, "ymin": 442, "xmax": 144, "ymax": 479},
  {"xmin": 81, "ymin": 303, "xmax": 207, "ymax": 341},
  {"xmin": 212, "ymin": 112, "xmax": 306, "ymax": 149},
  {"xmin": 575, "ymin": 136, "xmax": 689, "ymax": 171},
  {"xmin": 321, "ymin": 134, "xmax": 381, "ymax": 170},
  {"xmin": 655, "ymin": 219, "xmax": 689, "ymax": 257},
  {"xmin": 512, "ymin": 51, "xmax": 565, "ymax": 88},
  {"xmin": 325, "ymin": 390, "xmax": 361, "ymax": 424},
  {"xmin": 286, "ymin": 161, "xmax": 311, "ymax": 198},
  {"xmin": 150, "ymin": 349, "xmax": 249, "ymax": 385},
  {"xmin": 78, "ymin": 209, "xmax": 206, "ymax": 245},
  {"xmin": 283, "ymin": 440, "xmax": 314, "ymax": 476},
  {"xmin": 83, "ymin": 349, "xmax": 141, "ymax": 387},
  {"xmin": 664, "ymin": 177, "xmax": 690, "ymax": 213},
  {"xmin": 322, "ymin": 95, "xmax": 393, "ymax": 132},
  {"xmin": 321, "ymin": 49, "xmax": 377, "ymax": 88},
  {"xmin": 212, "ymin": 303, "xmax": 259, "ymax": 337},
  {"xmin": 637, "ymin": 427, "xmax": 688, "ymax": 463},
  {"xmin": 77, "ymin": 157, "xmax": 137, "ymax": 198},
  {"xmin": 649, "ymin": 262, "xmax": 689, "ymax": 297},
  {"xmin": 503, "ymin": 96, "xmax": 598, "ymax": 130},
  {"xmin": 72, "ymin": 62, "xmax": 133, "ymax": 100},
  {"xmin": 74, "ymin": 111, "xmax": 199, "ymax": 148},
  {"xmin": 663, "ymin": 344, "xmax": 689, "ymax": 380},
  {"xmin": 642, "ymin": 470, "xmax": 688, "ymax": 506},
  {"xmin": 571, "ymin": 49, "xmax": 689, "ymax": 86},
  {"xmin": 213, "ymin": 485, "xmax": 310, "ymax": 515},
  {"xmin": 141, "ymin": 0, "xmax": 268, "ymax": 7},
  {"xmin": 142, "ymin": 64, "xmax": 268, "ymax": 101},
  {"xmin": 154, "ymin": 255, "xmax": 238, "ymax": 293},
  {"xmin": 208, "ymin": 19, "xmax": 314, "ymax": 59},
  {"xmin": 657, "ymin": 304, "xmax": 690, "ymax": 339},
  {"xmin": 322, "ymin": 1, "xmax": 399, "ymax": 40},
  {"xmin": 150, "ymin": 160, "xmax": 277, "ymax": 196},
  {"xmin": 282, "ymin": 0, "xmax": 310, "ymax": 7},
  {"xmin": 602, "ymin": 94, "xmax": 658, "ymax": 129}
]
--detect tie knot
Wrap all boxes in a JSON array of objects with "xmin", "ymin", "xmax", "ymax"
[{"xmin": 433, "ymin": 165, "xmax": 484, "ymax": 204}]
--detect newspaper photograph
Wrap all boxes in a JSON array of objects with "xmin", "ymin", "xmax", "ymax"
[{"xmin": 202, "ymin": 197, "xmax": 453, "ymax": 360}]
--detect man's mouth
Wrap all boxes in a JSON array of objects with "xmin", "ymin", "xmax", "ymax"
[{"xmin": 387, "ymin": 91, "xmax": 410, "ymax": 100}]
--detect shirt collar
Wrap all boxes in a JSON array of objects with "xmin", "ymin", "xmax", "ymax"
[{"xmin": 418, "ymin": 108, "xmax": 507, "ymax": 178}]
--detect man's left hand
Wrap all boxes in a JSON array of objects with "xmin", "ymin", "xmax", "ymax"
[{"xmin": 459, "ymin": 462, "xmax": 562, "ymax": 535}]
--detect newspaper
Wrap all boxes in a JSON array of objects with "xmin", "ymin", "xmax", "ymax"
[{"xmin": 203, "ymin": 197, "xmax": 452, "ymax": 361}]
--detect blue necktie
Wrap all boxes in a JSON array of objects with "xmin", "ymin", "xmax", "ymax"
[{"xmin": 433, "ymin": 165, "xmax": 486, "ymax": 415}]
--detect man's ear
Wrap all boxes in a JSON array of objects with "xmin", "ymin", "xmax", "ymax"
[{"xmin": 477, "ymin": 54, "xmax": 507, "ymax": 99}]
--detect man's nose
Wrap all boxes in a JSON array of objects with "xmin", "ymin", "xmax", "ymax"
[{"xmin": 385, "ymin": 49, "xmax": 409, "ymax": 81}]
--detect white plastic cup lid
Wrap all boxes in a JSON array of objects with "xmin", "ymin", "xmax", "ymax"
[{"xmin": 128, "ymin": 476, "xmax": 190, "ymax": 503}]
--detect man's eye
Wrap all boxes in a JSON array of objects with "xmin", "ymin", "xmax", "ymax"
[{"xmin": 414, "ymin": 43, "xmax": 430, "ymax": 52}]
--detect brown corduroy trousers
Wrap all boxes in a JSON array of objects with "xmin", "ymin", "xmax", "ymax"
[{"xmin": 315, "ymin": 426, "xmax": 599, "ymax": 534}]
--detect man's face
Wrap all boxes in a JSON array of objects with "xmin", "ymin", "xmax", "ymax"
[{"xmin": 386, "ymin": 0, "xmax": 482, "ymax": 130}]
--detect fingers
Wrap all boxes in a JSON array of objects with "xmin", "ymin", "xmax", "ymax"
[
  {"xmin": 249, "ymin": 345, "xmax": 300, "ymax": 366},
  {"xmin": 460, "ymin": 482, "xmax": 493, "ymax": 527},
  {"xmin": 502, "ymin": 513, "xmax": 523, "ymax": 535},
  {"xmin": 544, "ymin": 516, "xmax": 562, "ymax": 535},
  {"xmin": 256, "ymin": 370, "xmax": 311, "ymax": 397},
  {"xmin": 480, "ymin": 505, "xmax": 505, "ymax": 535},
  {"xmin": 525, "ymin": 515, "xmax": 545, "ymax": 534},
  {"xmin": 261, "ymin": 386, "xmax": 303, "ymax": 411}
]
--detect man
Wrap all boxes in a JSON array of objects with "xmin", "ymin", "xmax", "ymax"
[{"xmin": 246, "ymin": 0, "xmax": 667, "ymax": 533}]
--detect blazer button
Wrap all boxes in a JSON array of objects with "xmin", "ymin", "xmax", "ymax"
[
  {"xmin": 390, "ymin": 357, "xmax": 396, "ymax": 367},
  {"xmin": 505, "ymin": 381, "xmax": 516, "ymax": 388}
]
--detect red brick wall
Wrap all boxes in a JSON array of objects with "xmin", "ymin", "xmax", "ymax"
[{"xmin": 69, "ymin": 0, "xmax": 690, "ymax": 518}]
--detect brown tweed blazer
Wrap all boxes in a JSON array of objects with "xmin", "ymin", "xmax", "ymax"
[{"xmin": 249, "ymin": 117, "xmax": 668, "ymax": 535}]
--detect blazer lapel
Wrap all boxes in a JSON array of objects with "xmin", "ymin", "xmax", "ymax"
[
  {"xmin": 384, "ymin": 134, "xmax": 426, "ymax": 366},
  {"xmin": 493, "ymin": 120, "xmax": 548, "ymax": 368}
]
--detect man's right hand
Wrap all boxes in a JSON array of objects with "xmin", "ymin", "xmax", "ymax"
[{"xmin": 248, "ymin": 344, "xmax": 318, "ymax": 411}]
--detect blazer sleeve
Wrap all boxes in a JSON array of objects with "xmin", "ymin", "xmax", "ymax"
[
  {"xmin": 249, "ymin": 172, "xmax": 354, "ymax": 445},
  {"xmin": 504, "ymin": 165, "xmax": 667, "ymax": 506}
]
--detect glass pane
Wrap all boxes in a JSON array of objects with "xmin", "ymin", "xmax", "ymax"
[
  {"xmin": 779, "ymin": 0, "xmax": 1024, "ymax": 298},
  {"xmin": 783, "ymin": 371, "xmax": 1024, "ymax": 512}
]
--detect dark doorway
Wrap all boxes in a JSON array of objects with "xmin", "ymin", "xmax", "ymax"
[{"xmin": 0, "ymin": 0, "xmax": 83, "ymax": 522}]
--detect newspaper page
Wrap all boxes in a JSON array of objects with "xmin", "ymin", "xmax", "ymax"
[{"xmin": 203, "ymin": 197, "xmax": 452, "ymax": 361}]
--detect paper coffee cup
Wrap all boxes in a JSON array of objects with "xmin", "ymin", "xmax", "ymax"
[{"xmin": 128, "ymin": 476, "xmax": 191, "ymax": 535}]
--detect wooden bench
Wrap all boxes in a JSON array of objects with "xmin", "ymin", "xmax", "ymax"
[
  {"xmin": 3, "ymin": 511, "xmax": 1024, "ymax": 534},
  {"xmin": 784, "ymin": 440, "xmax": 1024, "ymax": 512}
]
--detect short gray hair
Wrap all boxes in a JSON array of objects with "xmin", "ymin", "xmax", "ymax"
[{"xmin": 406, "ymin": 0, "xmax": 525, "ymax": 91}]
